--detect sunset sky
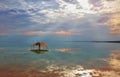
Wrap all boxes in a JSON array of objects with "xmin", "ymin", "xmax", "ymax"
[{"xmin": 0, "ymin": 0, "xmax": 120, "ymax": 41}]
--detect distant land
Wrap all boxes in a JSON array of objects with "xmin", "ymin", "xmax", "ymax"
[{"xmin": 66, "ymin": 41, "xmax": 120, "ymax": 43}]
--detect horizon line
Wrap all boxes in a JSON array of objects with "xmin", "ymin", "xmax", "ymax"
[{"xmin": 65, "ymin": 41, "xmax": 120, "ymax": 43}]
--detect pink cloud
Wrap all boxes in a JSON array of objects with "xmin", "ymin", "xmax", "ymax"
[
  {"xmin": 54, "ymin": 30, "xmax": 72, "ymax": 35},
  {"xmin": 99, "ymin": 13, "xmax": 120, "ymax": 34},
  {"xmin": 107, "ymin": 13, "xmax": 120, "ymax": 34},
  {"xmin": 21, "ymin": 31, "xmax": 47, "ymax": 36},
  {"xmin": 21, "ymin": 30, "xmax": 74, "ymax": 36}
]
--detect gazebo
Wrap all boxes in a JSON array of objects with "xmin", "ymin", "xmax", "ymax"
[{"xmin": 31, "ymin": 42, "xmax": 48, "ymax": 52}]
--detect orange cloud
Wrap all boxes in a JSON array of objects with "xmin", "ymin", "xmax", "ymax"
[
  {"xmin": 22, "ymin": 31, "xmax": 46, "ymax": 36},
  {"xmin": 54, "ymin": 30, "xmax": 72, "ymax": 35},
  {"xmin": 21, "ymin": 30, "xmax": 73, "ymax": 36},
  {"xmin": 107, "ymin": 13, "xmax": 120, "ymax": 34}
]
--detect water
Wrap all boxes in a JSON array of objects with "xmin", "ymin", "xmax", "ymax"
[{"xmin": 0, "ymin": 39, "xmax": 120, "ymax": 77}]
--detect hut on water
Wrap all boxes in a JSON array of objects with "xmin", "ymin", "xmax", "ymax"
[{"xmin": 31, "ymin": 42, "xmax": 48, "ymax": 51}]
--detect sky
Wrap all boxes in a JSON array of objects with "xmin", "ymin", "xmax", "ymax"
[{"xmin": 0, "ymin": 0, "xmax": 120, "ymax": 41}]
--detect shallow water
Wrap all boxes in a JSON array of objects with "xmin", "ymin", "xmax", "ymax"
[{"xmin": 0, "ymin": 41, "xmax": 120, "ymax": 77}]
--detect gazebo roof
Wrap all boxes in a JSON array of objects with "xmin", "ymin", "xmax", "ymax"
[{"xmin": 32, "ymin": 42, "xmax": 47, "ymax": 46}]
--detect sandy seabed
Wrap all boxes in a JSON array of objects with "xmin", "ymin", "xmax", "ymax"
[{"xmin": 0, "ymin": 65, "xmax": 120, "ymax": 77}]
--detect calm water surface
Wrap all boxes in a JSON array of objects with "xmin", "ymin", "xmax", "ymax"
[
  {"xmin": 0, "ymin": 42, "xmax": 120, "ymax": 67},
  {"xmin": 0, "ymin": 41, "xmax": 120, "ymax": 77}
]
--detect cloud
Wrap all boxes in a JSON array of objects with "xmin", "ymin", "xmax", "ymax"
[
  {"xmin": 20, "ymin": 14, "xmax": 104, "ymax": 36},
  {"xmin": 0, "ymin": 0, "xmax": 120, "ymax": 38},
  {"xmin": 107, "ymin": 13, "xmax": 120, "ymax": 34},
  {"xmin": 89, "ymin": 0, "xmax": 120, "ymax": 13},
  {"xmin": 18, "ymin": 0, "xmax": 120, "ymax": 25},
  {"xmin": 0, "ymin": 0, "xmax": 95, "ymax": 24},
  {"xmin": 0, "ymin": 0, "xmax": 57, "ymax": 11},
  {"xmin": 28, "ymin": 0, "xmax": 91, "ymax": 24},
  {"xmin": 54, "ymin": 30, "xmax": 72, "ymax": 35},
  {"xmin": 98, "ymin": 9, "xmax": 120, "ymax": 35},
  {"xmin": 99, "ymin": 13, "xmax": 120, "ymax": 34},
  {"xmin": 0, "ymin": 0, "xmax": 119, "ymax": 24},
  {"xmin": 21, "ymin": 30, "xmax": 75, "ymax": 36},
  {"xmin": 21, "ymin": 31, "xmax": 46, "ymax": 36}
]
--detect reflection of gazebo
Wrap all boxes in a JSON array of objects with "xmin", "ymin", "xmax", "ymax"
[{"xmin": 31, "ymin": 42, "xmax": 48, "ymax": 52}]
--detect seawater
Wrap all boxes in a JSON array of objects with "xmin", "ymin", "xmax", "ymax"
[{"xmin": 0, "ymin": 41, "xmax": 120, "ymax": 77}]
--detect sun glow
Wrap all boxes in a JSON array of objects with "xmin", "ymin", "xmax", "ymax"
[
  {"xmin": 77, "ymin": 0, "xmax": 92, "ymax": 10},
  {"xmin": 58, "ymin": 0, "xmax": 94, "ymax": 15},
  {"xmin": 107, "ymin": 13, "xmax": 120, "ymax": 34}
]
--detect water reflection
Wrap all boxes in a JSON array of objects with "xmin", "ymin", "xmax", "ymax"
[
  {"xmin": 107, "ymin": 50, "xmax": 120, "ymax": 70},
  {"xmin": 31, "ymin": 50, "xmax": 48, "ymax": 54},
  {"xmin": 0, "ymin": 43, "xmax": 120, "ymax": 77},
  {"xmin": 54, "ymin": 48, "xmax": 80, "ymax": 53}
]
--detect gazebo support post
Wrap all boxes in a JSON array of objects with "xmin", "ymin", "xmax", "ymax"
[{"xmin": 38, "ymin": 44, "xmax": 40, "ymax": 50}]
